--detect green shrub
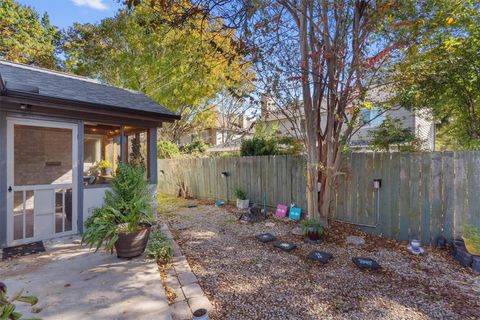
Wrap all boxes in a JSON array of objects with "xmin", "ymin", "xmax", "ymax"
[
  {"xmin": 157, "ymin": 140, "xmax": 180, "ymax": 159},
  {"xmin": 145, "ymin": 229, "xmax": 173, "ymax": 265},
  {"xmin": 183, "ymin": 137, "xmax": 207, "ymax": 155},
  {"xmin": 240, "ymin": 137, "xmax": 279, "ymax": 156},
  {"xmin": 300, "ymin": 218, "xmax": 324, "ymax": 236},
  {"xmin": 233, "ymin": 187, "xmax": 247, "ymax": 200},
  {"xmin": 82, "ymin": 164, "xmax": 154, "ymax": 251},
  {"xmin": 240, "ymin": 136, "xmax": 302, "ymax": 156}
]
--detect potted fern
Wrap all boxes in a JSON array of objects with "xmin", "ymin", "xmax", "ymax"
[
  {"xmin": 234, "ymin": 187, "xmax": 249, "ymax": 209},
  {"xmin": 82, "ymin": 163, "xmax": 154, "ymax": 258},
  {"xmin": 300, "ymin": 218, "xmax": 324, "ymax": 241}
]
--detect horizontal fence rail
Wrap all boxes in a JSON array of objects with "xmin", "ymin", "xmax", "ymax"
[{"xmin": 158, "ymin": 152, "xmax": 480, "ymax": 244}]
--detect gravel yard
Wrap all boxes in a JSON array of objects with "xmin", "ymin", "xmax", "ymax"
[{"xmin": 159, "ymin": 196, "xmax": 480, "ymax": 320}]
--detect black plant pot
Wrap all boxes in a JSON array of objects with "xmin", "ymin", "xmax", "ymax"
[{"xmin": 115, "ymin": 225, "xmax": 151, "ymax": 258}]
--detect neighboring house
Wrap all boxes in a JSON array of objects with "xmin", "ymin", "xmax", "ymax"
[
  {"xmin": 179, "ymin": 112, "xmax": 254, "ymax": 151},
  {"xmin": 0, "ymin": 60, "xmax": 180, "ymax": 248},
  {"xmin": 260, "ymin": 93, "xmax": 436, "ymax": 151}
]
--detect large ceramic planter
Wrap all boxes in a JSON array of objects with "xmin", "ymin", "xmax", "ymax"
[
  {"xmin": 115, "ymin": 225, "xmax": 151, "ymax": 258},
  {"xmin": 236, "ymin": 199, "xmax": 249, "ymax": 210}
]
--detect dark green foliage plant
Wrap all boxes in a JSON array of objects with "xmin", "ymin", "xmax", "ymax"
[
  {"xmin": 300, "ymin": 218, "xmax": 324, "ymax": 237},
  {"xmin": 145, "ymin": 229, "xmax": 173, "ymax": 265},
  {"xmin": 240, "ymin": 137, "xmax": 279, "ymax": 156},
  {"xmin": 82, "ymin": 164, "xmax": 154, "ymax": 251},
  {"xmin": 183, "ymin": 137, "xmax": 207, "ymax": 155},
  {"xmin": 233, "ymin": 187, "xmax": 247, "ymax": 200},
  {"xmin": 0, "ymin": 282, "xmax": 39, "ymax": 320}
]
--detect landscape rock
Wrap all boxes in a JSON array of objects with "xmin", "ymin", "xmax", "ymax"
[
  {"xmin": 31, "ymin": 305, "xmax": 43, "ymax": 313},
  {"xmin": 291, "ymin": 226, "xmax": 303, "ymax": 236},
  {"xmin": 471, "ymin": 256, "xmax": 480, "ymax": 273},
  {"xmin": 346, "ymin": 235, "xmax": 365, "ymax": 246}
]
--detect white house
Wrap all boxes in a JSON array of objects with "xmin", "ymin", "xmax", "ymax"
[{"xmin": 259, "ymin": 93, "xmax": 436, "ymax": 151}]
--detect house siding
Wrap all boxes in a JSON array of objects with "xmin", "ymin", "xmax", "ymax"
[
  {"xmin": 0, "ymin": 110, "xmax": 7, "ymax": 247},
  {"xmin": 414, "ymin": 111, "xmax": 436, "ymax": 151},
  {"xmin": 350, "ymin": 107, "xmax": 416, "ymax": 147}
]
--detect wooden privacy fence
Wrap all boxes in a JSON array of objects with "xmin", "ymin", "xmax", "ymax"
[
  {"xmin": 157, "ymin": 155, "xmax": 307, "ymax": 210},
  {"xmin": 158, "ymin": 152, "xmax": 480, "ymax": 244},
  {"xmin": 335, "ymin": 152, "xmax": 480, "ymax": 244}
]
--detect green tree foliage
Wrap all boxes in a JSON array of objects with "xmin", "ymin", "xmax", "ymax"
[
  {"xmin": 61, "ymin": 3, "xmax": 252, "ymax": 141},
  {"xmin": 369, "ymin": 117, "xmax": 423, "ymax": 152},
  {"xmin": 182, "ymin": 137, "xmax": 207, "ymax": 155},
  {"xmin": 240, "ymin": 120, "xmax": 303, "ymax": 156},
  {"xmin": 157, "ymin": 140, "xmax": 180, "ymax": 159},
  {"xmin": 395, "ymin": 2, "xmax": 480, "ymax": 150},
  {"xmin": 0, "ymin": 0, "xmax": 59, "ymax": 68}
]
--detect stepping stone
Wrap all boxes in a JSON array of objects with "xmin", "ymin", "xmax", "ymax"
[
  {"xmin": 352, "ymin": 257, "xmax": 381, "ymax": 270},
  {"xmin": 274, "ymin": 241, "xmax": 297, "ymax": 252},
  {"xmin": 256, "ymin": 233, "xmax": 276, "ymax": 243},
  {"xmin": 307, "ymin": 250, "xmax": 332, "ymax": 263},
  {"xmin": 346, "ymin": 235, "xmax": 365, "ymax": 246}
]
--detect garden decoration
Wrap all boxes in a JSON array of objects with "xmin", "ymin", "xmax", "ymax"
[
  {"xmin": 215, "ymin": 201, "xmax": 225, "ymax": 207},
  {"xmin": 407, "ymin": 239, "xmax": 425, "ymax": 255},
  {"xmin": 274, "ymin": 241, "xmax": 297, "ymax": 252},
  {"xmin": 307, "ymin": 250, "xmax": 333, "ymax": 263},
  {"xmin": 256, "ymin": 233, "xmax": 276, "ymax": 243},
  {"xmin": 288, "ymin": 204, "xmax": 302, "ymax": 220},
  {"xmin": 275, "ymin": 204, "xmax": 288, "ymax": 218},
  {"xmin": 352, "ymin": 257, "xmax": 382, "ymax": 271}
]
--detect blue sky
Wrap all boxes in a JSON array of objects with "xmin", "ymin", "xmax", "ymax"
[{"xmin": 18, "ymin": 0, "xmax": 123, "ymax": 29}]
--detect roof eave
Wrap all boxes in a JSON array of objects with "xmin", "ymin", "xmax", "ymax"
[{"xmin": 4, "ymin": 89, "xmax": 181, "ymax": 122}]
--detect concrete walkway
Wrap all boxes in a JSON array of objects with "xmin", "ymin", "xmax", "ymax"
[{"xmin": 1, "ymin": 236, "xmax": 171, "ymax": 320}]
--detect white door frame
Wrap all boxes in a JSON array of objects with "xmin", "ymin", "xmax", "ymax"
[{"xmin": 6, "ymin": 117, "xmax": 78, "ymax": 246}]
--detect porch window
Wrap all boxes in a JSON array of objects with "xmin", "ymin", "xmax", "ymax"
[{"xmin": 83, "ymin": 124, "xmax": 150, "ymax": 187}]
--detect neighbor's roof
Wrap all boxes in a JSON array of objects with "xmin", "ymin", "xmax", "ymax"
[{"xmin": 0, "ymin": 60, "xmax": 180, "ymax": 120}]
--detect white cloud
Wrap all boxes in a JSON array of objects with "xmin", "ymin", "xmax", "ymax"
[{"xmin": 72, "ymin": 0, "xmax": 109, "ymax": 11}]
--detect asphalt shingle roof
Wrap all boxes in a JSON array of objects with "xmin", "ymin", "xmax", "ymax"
[{"xmin": 0, "ymin": 60, "xmax": 178, "ymax": 118}]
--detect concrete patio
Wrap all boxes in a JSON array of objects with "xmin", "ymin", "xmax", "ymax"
[{"xmin": 0, "ymin": 236, "xmax": 171, "ymax": 320}]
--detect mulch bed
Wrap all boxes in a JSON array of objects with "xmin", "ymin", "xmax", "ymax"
[{"xmin": 160, "ymin": 204, "xmax": 480, "ymax": 320}]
